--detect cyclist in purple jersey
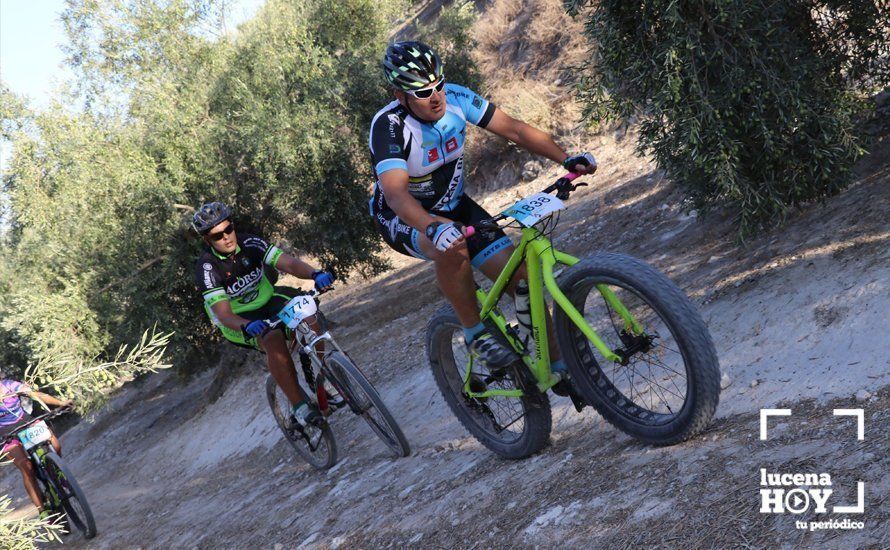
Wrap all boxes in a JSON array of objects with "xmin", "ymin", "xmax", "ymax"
[
  {"xmin": 1, "ymin": 368, "xmax": 74, "ymax": 518},
  {"xmin": 370, "ymin": 42, "xmax": 597, "ymax": 372}
]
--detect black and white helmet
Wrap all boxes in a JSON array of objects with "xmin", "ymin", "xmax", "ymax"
[
  {"xmin": 192, "ymin": 202, "xmax": 232, "ymax": 235},
  {"xmin": 382, "ymin": 41, "xmax": 443, "ymax": 91}
]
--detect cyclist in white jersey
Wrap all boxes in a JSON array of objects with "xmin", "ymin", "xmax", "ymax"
[{"xmin": 369, "ymin": 41, "xmax": 597, "ymax": 371}]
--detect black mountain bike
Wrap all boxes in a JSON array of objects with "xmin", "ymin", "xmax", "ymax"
[
  {"xmin": 265, "ymin": 289, "xmax": 411, "ymax": 469},
  {"xmin": 2, "ymin": 405, "xmax": 96, "ymax": 539}
]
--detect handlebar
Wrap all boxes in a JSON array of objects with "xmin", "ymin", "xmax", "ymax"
[
  {"xmin": 265, "ymin": 286, "xmax": 331, "ymax": 328},
  {"xmin": 0, "ymin": 406, "xmax": 73, "ymax": 444},
  {"xmin": 463, "ymin": 172, "xmax": 589, "ymax": 236}
]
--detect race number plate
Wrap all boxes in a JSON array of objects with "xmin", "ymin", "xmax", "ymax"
[
  {"xmin": 277, "ymin": 294, "xmax": 318, "ymax": 328},
  {"xmin": 501, "ymin": 193, "xmax": 565, "ymax": 227},
  {"xmin": 18, "ymin": 420, "xmax": 51, "ymax": 450}
]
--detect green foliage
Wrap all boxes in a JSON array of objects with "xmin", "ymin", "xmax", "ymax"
[
  {"xmin": 25, "ymin": 328, "xmax": 173, "ymax": 413},
  {"xmin": 0, "ymin": 0, "xmax": 403, "ymax": 375},
  {"xmin": 568, "ymin": 0, "xmax": 887, "ymax": 235},
  {"xmin": 1, "ymin": 101, "xmax": 177, "ymax": 367},
  {"xmin": 1, "ymin": 0, "xmax": 484, "ymax": 379},
  {"xmin": 201, "ymin": 0, "xmax": 395, "ymax": 276},
  {"xmin": 0, "ymin": 495, "xmax": 64, "ymax": 550}
]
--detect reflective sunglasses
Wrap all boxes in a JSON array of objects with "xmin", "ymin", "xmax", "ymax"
[
  {"xmin": 207, "ymin": 223, "xmax": 235, "ymax": 241},
  {"xmin": 407, "ymin": 79, "xmax": 445, "ymax": 100}
]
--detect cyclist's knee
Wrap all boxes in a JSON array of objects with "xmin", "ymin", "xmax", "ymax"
[
  {"xmin": 258, "ymin": 329, "xmax": 287, "ymax": 352},
  {"xmin": 11, "ymin": 450, "xmax": 32, "ymax": 472},
  {"xmin": 427, "ymin": 240, "xmax": 470, "ymax": 266}
]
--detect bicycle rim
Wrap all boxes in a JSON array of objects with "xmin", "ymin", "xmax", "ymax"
[
  {"xmin": 563, "ymin": 277, "xmax": 692, "ymax": 424},
  {"xmin": 325, "ymin": 353, "xmax": 410, "ymax": 457},
  {"xmin": 43, "ymin": 453, "xmax": 96, "ymax": 538},
  {"xmin": 265, "ymin": 375, "xmax": 337, "ymax": 469}
]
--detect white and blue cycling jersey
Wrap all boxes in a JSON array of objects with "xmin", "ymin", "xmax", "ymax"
[{"xmin": 368, "ymin": 83, "xmax": 496, "ymax": 214}]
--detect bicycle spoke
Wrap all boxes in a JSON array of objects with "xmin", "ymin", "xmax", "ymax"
[
  {"xmin": 661, "ymin": 360, "xmax": 687, "ymax": 400},
  {"xmin": 652, "ymin": 341, "xmax": 682, "ymax": 357},
  {"xmin": 642, "ymin": 352, "xmax": 687, "ymax": 380},
  {"xmin": 639, "ymin": 352, "xmax": 687, "ymax": 409},
  {"xmin": 629, "ymin": 366, "xmax": 684, "ymax": 403}
]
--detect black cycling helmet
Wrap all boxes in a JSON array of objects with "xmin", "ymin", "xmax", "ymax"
[
  {"xmin": 192, "ymin": 202, "xmax": 232, "ymax": 235},
  {"xmin": 382, "ymin": 41, "xmax": 443, "ymax": 91}
]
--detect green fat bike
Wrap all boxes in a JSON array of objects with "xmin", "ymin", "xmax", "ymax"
[{"xmin": 426, "ymin": 173, "xmax": 720, "ymax": 458}]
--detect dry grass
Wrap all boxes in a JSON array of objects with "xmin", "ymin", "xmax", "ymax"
[
  {"xmin": 473, "ymin": 0, "xmax": 588, "ymax": 82},
  {"xmin": 463, "ymin": 0, "xmax": 592, "ymax": 189}
]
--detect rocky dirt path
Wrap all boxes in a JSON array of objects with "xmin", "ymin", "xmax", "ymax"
[{"xmin": 3, "ymin": 130, "xmax": 887, "ymax": 548}]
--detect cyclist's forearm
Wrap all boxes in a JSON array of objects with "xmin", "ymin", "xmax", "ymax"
[
  {"xmin": 276, "ymin": 253, "xmax": 317, "ymax": 280},
  {"xmin": 30, "ymin": 391, "xmax": 65, "ymax": 407},
  {"xmin": 387, "ymin": 191, "xmax": 438, "ymax": 232},
  {"xmin": 217, "ymin": 312, "xmax": 251, "ymax": 332},
  {"xmin": 210, "ymin": 302, "xmax": 251, "ymax": 332},
  {"xmin": 510, "ymin": 121, "xmax": 567, "ymax": 165}
]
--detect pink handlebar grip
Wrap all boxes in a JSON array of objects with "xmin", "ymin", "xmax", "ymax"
[
  {"xmin": 562, "ymin": 171, "xmax": 580, "ymax": 181},
  {"xmin": 464, "ymin": 226, "xmax": 476, "ymax": 237}
]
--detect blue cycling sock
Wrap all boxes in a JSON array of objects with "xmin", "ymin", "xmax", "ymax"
[
  {"xmin": 463, "ymin": 322, "xmax": 485, "ymax": 343},
  {"xmin": 551, "ymin": 359, "xmax": 567, "ymax": 374},
  {"xmin": 291, "ymin": 401, "xmax": 307, "ymax": 415}
]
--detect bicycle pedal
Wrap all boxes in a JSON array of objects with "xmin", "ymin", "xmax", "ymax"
[
  {"xmin": 551, "ymin": 379, "xmax": 572, "ymax": 397},
  {"xmin": 568, "ymin": 387, "xmax": 587, "ymax": 413}
]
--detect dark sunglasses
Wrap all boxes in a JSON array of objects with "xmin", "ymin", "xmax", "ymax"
[
  {"xmin": 407, "ymin": 79, "xmax": 445, "ymax": 100},
  {"xmin": 207, "ymin": 223, "xmax": 235, "ymax": 241}
]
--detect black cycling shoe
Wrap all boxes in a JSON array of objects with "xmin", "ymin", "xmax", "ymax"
[
  {"xmin": 467, "ymin": 329, "xmax": 518, "ymax": 372},
  {"xmin": 551, "ymin": 379, "xmax": 572, "ymax": 397}
]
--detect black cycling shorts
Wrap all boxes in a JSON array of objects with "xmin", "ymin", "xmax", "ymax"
[{"xmin": 373, "ymin": 195, "xmax": 512, "ymax": 268}]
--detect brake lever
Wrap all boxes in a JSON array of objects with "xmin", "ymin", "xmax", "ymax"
[{"xmin": 556, "ymin": 181, "xmax": 588, "ymax": 200}]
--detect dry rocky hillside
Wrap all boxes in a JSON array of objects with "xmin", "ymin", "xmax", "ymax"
[{"xmin": 2, "ymin": 0, "xmax": 887, "ymax": 547}]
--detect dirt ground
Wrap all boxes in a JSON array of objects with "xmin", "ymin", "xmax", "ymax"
[{"xmin": 2, "ymin": 120, "xmax": 888, "ymax": 548}]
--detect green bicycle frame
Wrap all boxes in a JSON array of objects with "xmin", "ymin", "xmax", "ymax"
[
  {"xmin": 463, "ymin": 226, "xmax": 643, "ymax": 398},
  {"xmin": 31, "ymin": 445, "xmax": 62, "ymax": 507}
]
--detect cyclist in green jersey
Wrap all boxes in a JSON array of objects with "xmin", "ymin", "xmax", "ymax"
[{"xmin": 193, "ymin": 202, "xmax": 335, "ymax": 429}]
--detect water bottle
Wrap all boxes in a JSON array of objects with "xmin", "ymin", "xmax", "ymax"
[{"xmin": 514, "ymin": 280, "xmax": 532, "ymax": 339}]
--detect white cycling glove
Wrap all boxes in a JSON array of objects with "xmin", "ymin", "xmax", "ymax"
[{"xmin": 425, "ymin": 221, "xmax": 465, "ymax": 251}]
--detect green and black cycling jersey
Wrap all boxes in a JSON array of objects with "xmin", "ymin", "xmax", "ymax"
[{"xmin": 194, "ymin": 233, "xmax": 284, "ymax": 321}]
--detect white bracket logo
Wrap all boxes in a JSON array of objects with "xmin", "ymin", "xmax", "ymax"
[
  {"xmin": 760, "ymin": 408, "xmax": 791, "ymax": 440},
  {"xmin": 759, "ymin": 408, "xmax": 866, "ymax": 516}
]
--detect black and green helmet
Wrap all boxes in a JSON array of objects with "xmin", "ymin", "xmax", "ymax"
[
  {"xmin": 382, "ymin": 41, "xmax": 443, "ymax": 91},
  {"xmin": 192, "ymin": 201, "xmax": 232, "ymax": 235}
]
